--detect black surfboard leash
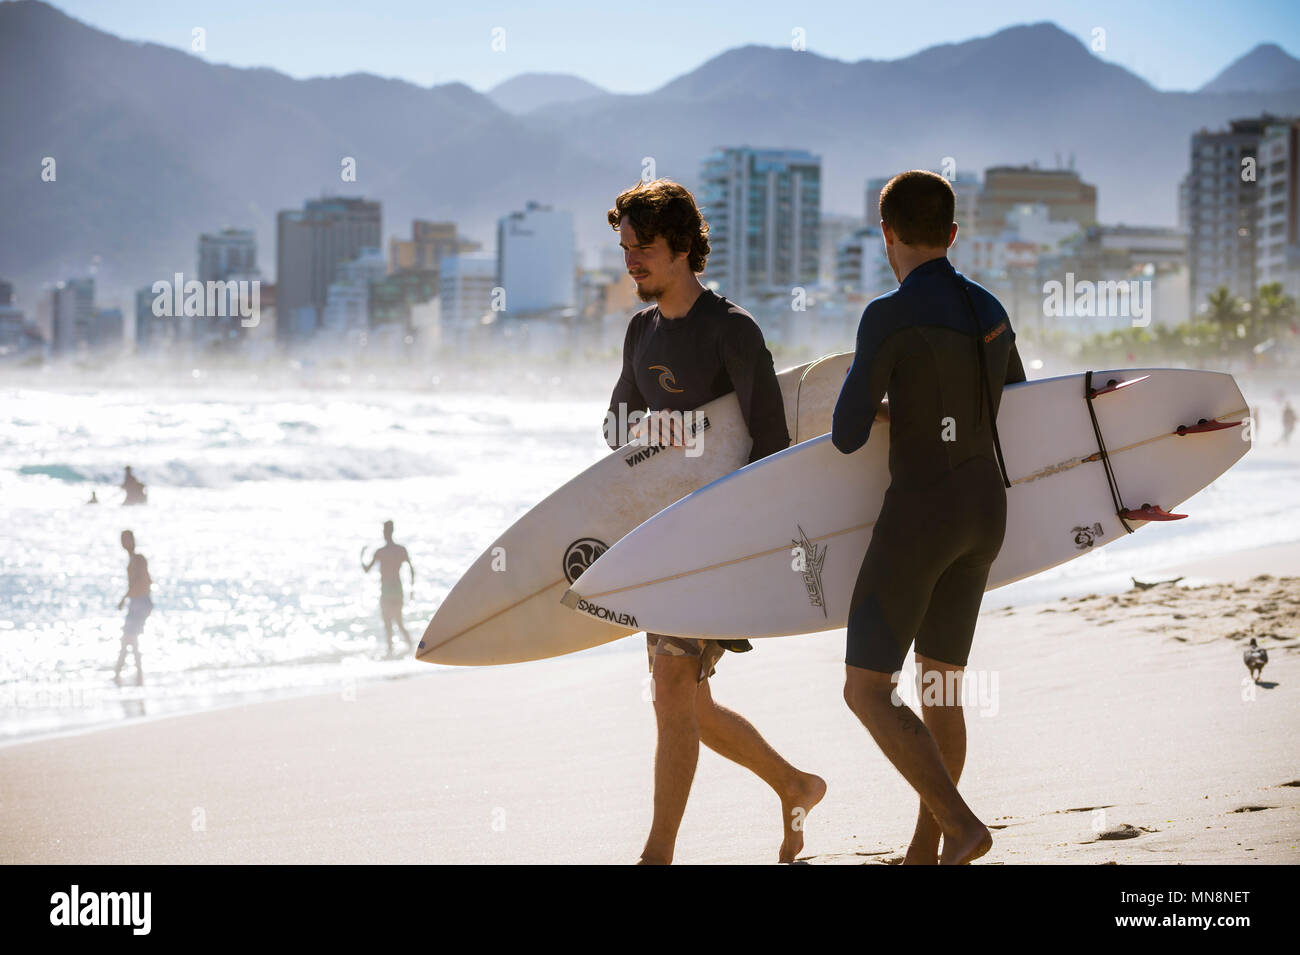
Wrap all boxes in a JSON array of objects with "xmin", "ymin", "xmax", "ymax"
[{"xmin": 1084, "ymin": 370, "xmax": 1135, "ymax": 534}]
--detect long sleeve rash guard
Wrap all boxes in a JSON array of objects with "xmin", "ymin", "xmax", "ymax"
[{"xmin": 606, "ymin": 288, "xmax": 790, "ymax": 464}]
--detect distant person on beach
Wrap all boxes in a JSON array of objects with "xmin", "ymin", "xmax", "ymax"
[
  {"xmin": 120, "ymin": 466, "xmax": 147, "ymax": 506},
  {"xmin": 363, "ymin": 520, "xmax": 414, "ymax": 655},
  {"xmin": 832, "ymin": 171, "xmax": 1026, "ymax": 865},
  {"xmin": 87, "ymin": 490, "xmax": 99, "ymax": 504},
  {"xmin": 1282, "ymin": 402, "xmax": 1295, "ymax": 445},
  {"xmin": 605, "ymin": 178, "xmax": 826, "ymax": 865},
  {"xmin": 114, "ymin": 530, "xmax": 152, "ymax": 686}
]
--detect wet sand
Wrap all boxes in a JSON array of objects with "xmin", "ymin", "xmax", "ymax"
[{"xmin": 2, "ymin": 563, "xmax": 1297, "ymax": 864}]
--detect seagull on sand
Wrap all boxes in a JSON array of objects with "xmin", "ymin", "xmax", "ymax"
[{"xmin": 1244, "ymin": 638, "xmax": 1268, "ymax": 683}]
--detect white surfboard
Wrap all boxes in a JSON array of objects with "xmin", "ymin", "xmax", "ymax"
[
  {"xmin": 417, "ymin": 352, "xmax": 854, "ymax": 665},
  {"xmin": 560, "ymin": 368, "xmax": 1252, "ymax": 638}
]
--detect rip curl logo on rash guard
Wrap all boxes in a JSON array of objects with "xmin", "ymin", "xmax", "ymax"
[{"xmin": 649, "ymin": 364, "xmax": 684, "ymax": 394}]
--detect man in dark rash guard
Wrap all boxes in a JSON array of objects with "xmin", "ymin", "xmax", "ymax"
[
  {"xmin": 833, "ymin": 170, "xmax": 1026, "ymax": 866},
  {"xmin": 604, "ymin": 179, "xmax": 825, "ymax": 865}
]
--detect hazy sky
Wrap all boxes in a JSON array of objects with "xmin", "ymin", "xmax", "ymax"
[{"xmin": 49, "ymin": 0, "xmax": 1299, "ymax": 94}]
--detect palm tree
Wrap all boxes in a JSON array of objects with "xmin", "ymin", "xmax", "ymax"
[
  {"xmin": 1204, "ymin": 285, "xmax": 1245, "ymax": 354},
  {"xmin": 1252, "ymin": 282, "xmax": 1297, "ymax": 341}
]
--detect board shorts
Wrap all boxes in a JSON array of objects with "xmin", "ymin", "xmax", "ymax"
[
  {"xmin": 123, "ymin": 596, "xmax": 152, "ymax": 642},
  {"xmin": 646, "ymin": 634, "xmax": 726, "ymax": 685},
  {"xmin": 845, "ymin": 456, "xmax": 1007, "ymax": 674}
]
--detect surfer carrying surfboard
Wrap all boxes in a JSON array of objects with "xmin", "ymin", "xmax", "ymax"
[
  {"xmin": 605, "ymin": 178, "xmax": 826, "ymax": 865},
  {"xmin": 832, "ymin": 170, "xmax": 1026, "ymax": 865},
  {"xmin": 363, "ymin": 520, "xmax": 415, "ymax": 656}
]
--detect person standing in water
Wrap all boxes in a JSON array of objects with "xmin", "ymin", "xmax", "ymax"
[
  {"xmin": 120, "ymin": 466, "xmax": 147, "ymax": 505},
  {"xmin": 363, "ymin": 520, "xmax": 414, "ymax": 655},
  {"xmin": 114, "ymin": 530, "xmax": 152, "ymax": 686}
]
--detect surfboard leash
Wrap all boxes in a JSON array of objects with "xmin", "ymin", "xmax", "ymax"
[{"xmin": 1084, "ymin": 370, "xmax": 1135, "ymax": 534}]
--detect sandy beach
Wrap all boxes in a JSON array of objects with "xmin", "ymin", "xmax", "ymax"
[{"xmin": 2, "ymin": 546, "xmax": 1297, "ymax": 866}]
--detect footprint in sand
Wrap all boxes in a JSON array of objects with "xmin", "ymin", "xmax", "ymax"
[{"xmin": 1229, "ymin": 806, "xmax": 1276, "ymax": 813}]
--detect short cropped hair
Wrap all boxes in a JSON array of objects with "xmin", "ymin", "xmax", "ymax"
[{"xmin": 878, "ymin": 170, "xmax": 955, "ymax": 248}]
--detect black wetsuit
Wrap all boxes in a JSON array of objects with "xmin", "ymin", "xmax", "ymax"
[
  {"xmin": 832, "ymin": 256, "xmax": 1026, "ymax": 673},
  {"xmin": 605, "ymin": 288, "xmax": 790, "ymax": 461}
]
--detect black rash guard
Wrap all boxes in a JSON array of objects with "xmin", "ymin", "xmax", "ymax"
[
  {"xmin": 831, "ymin": 255, "xmax": 1027, "ymax": 673},
  {"xmin": 606, "ymin": 287, "xmax": 790, "ymax": 464}
]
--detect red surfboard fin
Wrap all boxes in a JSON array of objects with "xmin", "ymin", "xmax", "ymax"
[
  {"xmin": 1118, "ymin": 503, "xmax": 1187, "ymax": 522},
  {"xmin": 1174, "ymin": 418, "xmax": 1243, "ymax": 435},
  {"xmin": 1086, "ymin": 374, "xmax": 1150, "ymax": 399}
]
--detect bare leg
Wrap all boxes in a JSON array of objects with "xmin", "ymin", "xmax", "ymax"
[
  {"xmin": 113, "ymin": 638, "xmax": 130, "ymax": 684},
  {"xmin": 903, "ymin": 654, "xmax": 967, "ymax": 865},
  {"xmin": 696, "ymin": 679, "xmax": 826, "ymax": 863},
  {"xmin": 844, "ymin": 665, "xmax": 990, "ymax": 865},
  {"xmin": 382, "ymin": 613, "xmax": 394, "ymax": 656},
  {"xmin": 396, "ymin": 608, "xmax": 413, "ymax": 646},
  {"xmin": 640, "ymin": 654, "xmax": 700, "ymax": 865}
]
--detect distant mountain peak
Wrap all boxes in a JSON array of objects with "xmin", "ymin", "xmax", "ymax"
[
  {"xmin": 1201, "ymin": 42, "xmax": 1300, "ymax": 93},
  {"xmin": 487, "ymin": 73, "xmax": 609, "ymax": 114}
]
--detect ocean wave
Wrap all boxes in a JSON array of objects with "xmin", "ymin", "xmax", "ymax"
[
  {"xmin": 15, "ymin": 451, "xmax": 453, "ymax": 487},
  {"xmin": 17, "ymin": 464, "xmax": 89, "ymax": 483}
]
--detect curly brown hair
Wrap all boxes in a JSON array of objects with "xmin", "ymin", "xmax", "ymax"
[
  {"xmin": 607, "ymin": 179, "xmax": 711, "ymax": 273},
  {"xmin": 879, "ymin": 170, "xmax": 955, "ymax": 248}
]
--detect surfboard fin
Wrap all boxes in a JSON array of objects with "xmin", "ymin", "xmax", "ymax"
[
  {"xmin": 1086, "ymin": 374, "xmax": 1150, "ymax": 399},
  {"xmin": 1118, "ymin": 503, "xmax": 1187, "ymax": 522},
  {"xmin": 1174, "ymin": 418, "xmax": 1244, "ymax": 435}
]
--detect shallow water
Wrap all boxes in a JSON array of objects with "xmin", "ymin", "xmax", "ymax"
[{"xmin": 2, "ymin": 378, "xmax": 1296, "ymax": 742}]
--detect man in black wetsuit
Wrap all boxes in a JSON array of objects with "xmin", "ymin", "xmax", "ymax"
[
  {"xmin": 605, "ymin": 178, "xmax": 825, "ymax": 865},
  {"xmin": 832, "ymin": 170, "xmax": 1026, "ymax": 865}
]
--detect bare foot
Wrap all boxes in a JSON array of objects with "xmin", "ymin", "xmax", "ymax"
[
  {"xmin": 902, "ymin": 837, "xmax": 939, "ymax": 865},
  {"xmin": 903, "ymin": 810, "xmax": 941, "ymax": 864},
  {"xmin": 779, "ymin": 772, "xmax": 827, "ymax": 863},
  {"xmin": 939, "ymin": 822, "xmax": 992, "ymax": 865}
]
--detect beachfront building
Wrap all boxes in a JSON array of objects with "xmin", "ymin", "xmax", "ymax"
[
  {"xmin": 1186, "ymin": 115, "xmax": 1277, "ymax": 313},
  {"xmin": 975, "ymin": 165, "xmax": 1096, "ymax": 239},
  {"xmin": 0, "ymin": 282, "xmax": 41, "ymax": 356},
  {"xmin": 51, "ymin": 277, "xmax": 95, "ymax": 355},
  {"xmin": 193, "ymin": 227, "xmax": 262, "ymax": 348},
  {"xmin": 320, "ymin": 247, "xmax": 386, "ymax": 340},
  {"xmin": 389, "ymin": 220, "xmax": 480, "ymax": 274},
  {"xmin": 819, "ymin": 213, "xmax": 864, "ymax": 289},
  {"xmin": 276, "ymin": 196, "xmax": 382, "ymax": 344},
  {"xmin": 1256, "ymin": 118, "xmax": 1300, "ymax": 300},
  {"xmin": 496, "ymin": 201, "xmax": 576, "ymax": 316},
  {"xmin": 134, "ymin": 286, "xmax": 171, "ymax": 352},
  {"xmin": 438, "ymin": 252, "xmax": 498, "ymax": 350},
  {"xmin": 835, "ymin": 226, "xmax": 894, "ymax": 301},
  {"xmin": 699, "ymin": 147, "xmax": 821, "ymax": 301}
]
